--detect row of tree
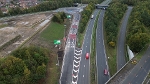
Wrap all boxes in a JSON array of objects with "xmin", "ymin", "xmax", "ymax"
[
  {"xmin": 0, "ymin": 0, "xmax": 105, "ymax": 17},
  {"xmin": 0, "ymin": 46, "xmax": 49, "ymax": 84},
  {"xmin": 52, "ymin": 12, "xmax": 67, "ymax": 24},
  {"xmin": 127, "ymin": 1, "xmax": 150, "ymax": 52},
  {"xmin": 104, "ymin": 0, "xmax": 127, "ymax": 47},
  {"xmin": 121, "ymin": 0, "xmax": 139, "ymax": 6},
  {"xmin": 78, "ymin": 2, "xmax": 95, "ymax": 33},
  {"xmin": 0, "ymin": 0, "xmax": 73, "ymax": 17}
]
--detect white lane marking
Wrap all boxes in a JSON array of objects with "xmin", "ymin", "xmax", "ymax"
[
  {"xmin": 84, "ymin": 65, "xmax": 85, "ymax": 67},
  {"xmin": 74, "ymin": 56, "xmax": 81, "ymax": 59},
  {"xmin": 74, "ymin": 64, "xmax": 80, "ymax": 67},
  {"xmin": 73, "ymin": 75, "xmax": 78, "ymax": 78},
  {"xmin": 72, "ymin": 81, "xmax": 77, "ymax": 84},
  {"xmin": 75, "ymin": 50, "xmax": 82, "ymax": 52},
  {"xmin": 74, "ymin": 53, "xmax": 81, "ymax": 56},
  {"xmin": 73, "ymin": 69, "xmax": 79, "ymax": 73},
  {"xmin": 74, "ymin": 60, "xmax": 80, "ymax": 63},
  {"xmin": 83, "ymin": 75, "xmax": 84, "ymax": 77}
]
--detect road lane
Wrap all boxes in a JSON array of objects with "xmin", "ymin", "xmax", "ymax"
[
  {"xmin": 60, "ymin": 11, "xmax": 80, "ymax": 84},
  {"xmin": 96, "ymin": 10, "xmax": 109, "ymax": 84},
  {"xmin": 117, "ymin": 7, "xmax": 133, "ymax": 70},
  {"xmin": 122, "ymin": 46, "xmax": 150, "ymax": 84},
  {"xmin": 77, "ymin": 9, "xmax": 100, "ymax": 84}
]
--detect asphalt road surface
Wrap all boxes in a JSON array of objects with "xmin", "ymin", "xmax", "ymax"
[
  {"xmin": 60, "ymin": 11, "xmax": 80, "ymax": 84},
  {"xmin": 72, "ymin": 48, "xmax": 82, "ymax": 84},
  {"xmin": 117, "ymin": 7, "xmax": 133, "ymax": 70},
  {"xmin": 96, "ymin": 10, "xmax": 110, "ymax": 84},
  {"xmin": 122, "ymin": 46, "xmax": 150, "ymax": 84},
  {"xmin": 77, "ymin": 9, "xmax": 100, "ymax": 84}
]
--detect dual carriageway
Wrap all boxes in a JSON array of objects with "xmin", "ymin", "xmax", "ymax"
[{"xmin": 59, "ymin": 0, "xmax": 150, "ymax": 84}]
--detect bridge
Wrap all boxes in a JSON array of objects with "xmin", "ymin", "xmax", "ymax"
[{"xmin": 95, "ymin": 4, "xmax": 109, "ymax": 9}]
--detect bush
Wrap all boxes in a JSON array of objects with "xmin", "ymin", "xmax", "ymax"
[
  {"xmin": 104, "ymin": 1, "xmax": 127, "ymax": 46},
  {"xmin": 126, "ymin": 1, "xmax": 150, "ymax": 52}
]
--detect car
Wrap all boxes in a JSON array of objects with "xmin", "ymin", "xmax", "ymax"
[
  {"xmin": 91, "ymin": 15, "xmax": 94, "ymax": 19},
  {"xmin": 85, "ymin": 53, "xmax": 89, "ymax": 59},
  {"xmin": 104, "ymin": 69, "xmax": 108, "ymax": 75}
]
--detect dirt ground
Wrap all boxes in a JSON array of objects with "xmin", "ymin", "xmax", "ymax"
[{"xmin": 0, "ymin": 12, "xmax": 53, "ymax": 57}]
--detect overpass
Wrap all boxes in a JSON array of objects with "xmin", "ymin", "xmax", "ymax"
[{"xmin": 95, "ymin": 4, "xmax": 109, "ymax": 9}]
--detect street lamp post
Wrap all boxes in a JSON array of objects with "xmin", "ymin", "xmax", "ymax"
[
  {"xmin": 64, "ymin": 25, "xmax": 66, "ymax": 45},
  {"xmin": 64, "ymin": 25, "xmax": 66, "ymax": 37}
]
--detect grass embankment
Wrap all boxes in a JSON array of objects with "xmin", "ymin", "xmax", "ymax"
[
  {"xmin": 0, "ymin": 24, "xmax": 7, "ymax": 28},
  {"xmin": 45, "ymin": 52, "xmax": 60, "ymax": 84},
  {"xmin": 104, "ymin": 1, "xmax": 127, "ymax": 76},
  {"xmin": 40, "ymin": 21, "xmax": 65, "ymax": 84},
  {"xmin": 90, "ymin": 11, "xmax": 100, "ymax": 84},
  {"xmin": 40, "ymin": 22, "xmax": 65, "ymax": 42},
  {"xmin": 104, "ymin": 42, "xmax": 117, "ymax": 76},
  {"xmin": 77, "ymin": 31, "xmax": 85, "ymax": 47},
  {"xmin": 135, "ymin": 43, "xmax": 150, "ymax": 61}
]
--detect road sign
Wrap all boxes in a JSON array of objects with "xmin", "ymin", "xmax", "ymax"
[
  {"xmin": 78, "ymin": 43, "xmax": 80, "ymax": 46},
  {"xmin": 67, "ymin": 15, "xmax": 71, "ymax": 18},
  {"xmin": 69, "ymin": 34, "xmax": 76, "ymax": 39},
  {"xmin": 54, "ymin": 40, "xmax": 61, "ymax": 44},
  {"xmin": 63, "ymin": 37, "xmax": 66, "ymax": 41}
]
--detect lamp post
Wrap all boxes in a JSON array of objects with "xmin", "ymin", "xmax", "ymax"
[
  {"xmin": 64, "ymin": 25, "xmax": 66, "ymax": 45},
  {"xmin": 64, "ymin": 25, "xmax": 66, "ymax": 37}
]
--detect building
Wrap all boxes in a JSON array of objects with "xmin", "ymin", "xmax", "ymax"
[{"xmin": 19, "ymin": 0, "xmax": 38, "ymax": 8}]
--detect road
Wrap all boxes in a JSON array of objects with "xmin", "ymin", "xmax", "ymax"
[
  {"xmin": 60, "ymin": 9, "xmax": 81, "ymax": 84},
  {"xmin": 117, "ymin": 7, "xmax": 133, "ymax": 70},
  {"xmin": 96, "ymin": 10, "xmax": 109, "ymax": 84},
  {"xmin": 77, "ymin": 9, "xmax": 100, "ymax": 84},
  {"xmin": 121, "ymin": 46, "xmax": 150, "ymax": 84}
]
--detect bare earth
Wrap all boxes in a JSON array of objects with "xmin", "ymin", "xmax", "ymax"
[{"xmin": 0, "ymin": 12, "xmax": 52, "ymax": 57}]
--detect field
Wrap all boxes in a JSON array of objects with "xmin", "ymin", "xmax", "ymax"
[
  {"xmin": 40, "ymin": 22, "xmax": 65, "ymax": 42},
  {"xmin": 25, "ymin": 18, "xmax": 71, "ymax": 84},
  {"xmin": 0, "ymin": 12, "xmax": 52, "ymax": 57}
]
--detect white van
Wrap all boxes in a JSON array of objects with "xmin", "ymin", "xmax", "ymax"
[{"xmin": 91, "ymin": 15, "xmax": 94, "ymax": 19}]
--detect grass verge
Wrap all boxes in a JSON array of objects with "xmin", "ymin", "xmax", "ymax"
[
  {"xmin": 77, "ymin": 33, "xmax": 84, "ymax": 48},
  {"xmin": 105, "ymin": 43, "xmax": 117, "ymax": 76},
  {"xmin": 90, "ymin": 10, "xmax": 100, "ymax": 84},
  {"xmin": 45, "ymin": 52, "xmax": 60, "ymax": 84},
  {"xmin": 39, "ymin": 21, "xmax": 66, "ymax": 84},
  {"xmin": 0, "ymin": 24, "xmax": 7, "ymax": 28},
  {"xmin": 40, "ymin": 21, "xmax": 65, "ymax": 42}
]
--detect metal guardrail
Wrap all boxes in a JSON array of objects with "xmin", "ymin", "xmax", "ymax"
[{"xmin": 105, "ymin": 59, "xmax": 132, "ymax": 84}]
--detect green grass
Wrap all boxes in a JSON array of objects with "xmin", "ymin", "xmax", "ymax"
[
  {"xmin": 45, "ymin": 53, "xmax": 59, "ymax": 84},
  {"xmin": 103, "ymin": 18, "xmax": 117, "ymax": 76},
  {"xmin": 77, "ymin": 33, "xmax": 84, "ymax": 48},
  {"xmin": 0, "ymin": 24, "xmax": 7, "ymax": 28},
  {"xmin": 40, "ymin": 21, "xmax": 65, "ymax": 84},
  {"xmin": 40, "ymin": 22, "xmax": 65, "ymax": 42},
  {"xmin": 105, "ymin": 45, "xmax": 117, "ymax": 76},
  {"xmin": 90, "ymin": 10, "xmax": 100, "ymax": 84}
]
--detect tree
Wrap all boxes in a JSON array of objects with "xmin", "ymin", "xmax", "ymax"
[
  {"xmin": 0, "ymin": 10, "xmax": 3, "ymax": 17},
  {"xmin": 36, "ymin": 64, "xmax": 46, "ymax": 78},
  {"xmin": 0, "ymin": 56, "xmax": 26, "ymax": 84},
  {"xmin": 128, "ymin": 33, "xmax": 150, "ymax": 52}
]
